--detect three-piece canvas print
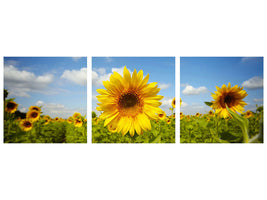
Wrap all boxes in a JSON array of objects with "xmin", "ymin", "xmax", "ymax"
[{"xmin": 3, "ymin": 57, "xmax": 264, "ymax": 143}]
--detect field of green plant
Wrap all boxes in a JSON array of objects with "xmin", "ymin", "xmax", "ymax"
[
  {"xmin": 92, "ymin": 115, "xmax": 175, "ymax": 143},
  {"xmin": 4, "ymin": 91, "xmax": 87, "ymax": 143},
  {"xmin": 180, "ymin": 106, "xmax": 263, "ymax": 143}
]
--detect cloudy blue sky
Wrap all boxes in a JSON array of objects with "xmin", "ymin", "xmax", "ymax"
[
  {"xmin": 180, "ymin": 57, "xmax": 263, "ymax": 115},
  {"xmin": 4, "ymin": 57, "xmax": 87, "ymax": 118},
  {"xmin": 92, "ymin": 57, "xmax": 175, "ymax": 116}
]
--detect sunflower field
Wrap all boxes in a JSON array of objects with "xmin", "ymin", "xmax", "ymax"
[
  {"xmin": 92, "ymin": 66, "xmax": 175, "ymax": 143},
  {"xmin": 4, "ymin": 92, "xmax": 87, "ymax": 143},
  {"xmin": 180, "ymin": 83, "xmax": 263, "ymax": 143}
]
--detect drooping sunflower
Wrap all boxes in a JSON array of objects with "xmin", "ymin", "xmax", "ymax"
[
  {"xmin": 5, "ymin": 101, "xmax": 18, "ymax": 113},
  {"xmin": 244, "ymin": 110, "xmax": 253, "ymax": 118},
  {"xmin": 74, "ymin": 118, "xmax": 83, "ymax": 127},
  {"xmin": 19, "ymin": 119, "xmax": 33, "ymax": 131},
  {"xmin": 96, "ymin": 66, "xmax": 163, "ymax": 136},
  {"xmin": 29, "ymin": 106, "xmax": 41, "ymax": 112},
  {"xmin": 211, "ymin": 83, "xmax": 248, "ymax": 118},
  {"xmin": 26, "ymin": 110, "xmax": 40, "ymax": 122},
  {"xmin": 172, "ymin": 98, "xmax": 175, "ymax": 108}
]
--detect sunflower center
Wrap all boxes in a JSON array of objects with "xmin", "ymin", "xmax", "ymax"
[
  {"xmin": 24, "ymin": 121, "xmax": 32, "ymax": 127},
  {"xmin": 31, "ymin": 112, "xmax": 38, "ymax": 118},
  {"xmin": 159, "ymin": 114, "xmax": 164, "ymax": 118},
  {"xmin": 118, "ymin": 92, "xmax": 142, "ymax": 116},
  {"xmin": 7, "ymin": 102, "xmax": 16, "ymax": 109},
  {"xmin": 222, "ymin": 94, "xmax": 235, "ymax": 108}
]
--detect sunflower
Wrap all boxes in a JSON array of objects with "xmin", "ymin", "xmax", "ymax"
[
  {"xmin": 244, "ymin": 110, "xmax": 253, "ymax": 118},
  {"xmin": 67, "ymin": 117, "xmax": 74, "ymax": 124},
  {"xmin": 96, "ymin": 66, "xmax": 163, "ymax": 136},
  {"xmin": 74, "ymin": 118, "xmax": 83, "ymax": 127},
  {"xmin": 166, "ymin": 118, "xmax": 171, "ymax": 124},
  {"xmin": 19, "ymin": 119, "xmax": 33, "ymax": 131},
  {"xmin": 172, "ymin": 98, "xmax": 175, "ymax": 108},
  {"xmin": 108, "ymin": 124, "xmax": 117, "ymax": 133},
  {"xmin": 29, "ymin": 106, "xmax": 41, "ymax": 112},
  {"xmin": 180, "ymin": 112, "xmax": 184, "ymax": 120},
  {"xmin": 208, "ymin": 110, "xmax": 215, "ymax": 117},
  {"xmin": 44, "ymin": 118, "xmax": 50, "ymax": 125},
  {"xmin": 73, "ymin": 112, "xmax": 81, "ymax": 119},
  {"xmin": 5, "ymin": 101, "xmax": 18, "ymax": 113},
  {"xmin": 158, "ymin": 111, "xmax": 167, "ymax": 121},
  {"xmin": 180, "ymin": 98, "xmax": 182, "ymax": 106},
  {"xmin": 54, "ymin": 117, "xmax": 60, "ymax": 121},
  {"xmin": 211, "ymin": 83, "xmax": 248, "ymax": 118},
  {"xmin": 196, "ymin": 113, "xmax": 200, "ymax": 117},
  {"xmin": 26, "ymin": 110, "xmax": 40, "ymax": 122}
]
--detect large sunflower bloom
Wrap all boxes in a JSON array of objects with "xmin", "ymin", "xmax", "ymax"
[
  {"xmin": 211, "ymin": 83, "xmax": 248, "ymax": 118},
  {"xmin": 96, "ymin": 66, "xmax": 163, "ymax": 136},
  {"xmin": 5, "ymin": 101, "xmax": 18, "ymax": 113},
  {"xmin": 26, "ymin": 110, "xmax": 40, "ymax": 122},
  {"xmin": 19, "ymin": 119, "xmax": 33, "ymax": 131}
]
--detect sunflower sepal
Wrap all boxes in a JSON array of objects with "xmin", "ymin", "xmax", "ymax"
[{"xmin": 204, "ymin": 102, "xmax": 213, "ymax": 107}]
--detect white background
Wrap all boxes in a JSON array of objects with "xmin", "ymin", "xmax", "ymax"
[{"xmin": 0, "ymin": 0, "xmax": 266, "ymax": 200}]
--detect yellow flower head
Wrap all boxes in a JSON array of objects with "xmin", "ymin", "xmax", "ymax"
[
  {"xmin": 73, "ymin": 112, "xmax": 81, "ymax": 119},
  {"xmin": 180, "ymin": 112, "xmax": 184, "ymax": 120},
  {"xmin": 211, "ymin": 83, "xmax": 248, "ymax": 118},
  {"xmin": 67, "ymin": 116, "xmax": 74, "ymax": 124},
  {"xmin": 29, "ymin": 106, "xmax": 41, "ymax": 112},
  {"xmin": 196, "ymin": 112, "xmax": 200, "ymax": 117},
  {"xmin": 74, "ymin": 118, "xmax": 83, "ymax": 127},
  {"xmin": 96, "ymin": 66, "xmax": 163, "ymax": 136},
  {"xmin": 166, "ymin": 118, "xmax": 171, "ymax": 124},
  {"xmin": 5, "ymin": 101, "xmax": 18, "ymax": 113},
  {"xmin": 44, "ymin": 118, "xmax": 50, "ymax": 125},
  {"xmin": 208, "ymin": 110, "xmax": 215, "ymax": 117},
  {"xmin": 180, "ymin": 98, "xmax": 182, "ymax": 106},
  {"xmin": 172, "ymin": 98, "xmax": 175, "ymax": 108},
  {"xmin": 54, "ymin": 117, "xmax": 60, "ymax": 121},
  {"xmin": 19, "ymin": 119, "xmax": 33, "ymax": 131},
  {"xmin": 26, "ymin": 110, "xmax": 40, "ymax": 122},
  {"xmin": 158, "ymin": 111, "xmax": 166, "ymax": 120},
  {"xmin": 244, "ymin": 110, "xmax": 253, "ymax": 118}
]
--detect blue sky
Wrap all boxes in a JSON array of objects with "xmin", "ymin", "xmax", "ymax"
[
  {"xmin": 92, "ymin": 57, "xmax": 175, "ymax": 116},
  {"xmin": 4, "ymin": 57, "xmax": 87, "ymax": 118},
  {"xmin": 180, "ymin": 57, "xmax": 263, "ymax": 115}
]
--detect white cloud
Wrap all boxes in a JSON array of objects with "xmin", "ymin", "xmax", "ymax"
[
  {"xmin": 61, "ymin": 68, "xmax": 87, "ymax": 86},
  {"xmin": 180, "ymin": 83, "xmax": 189, "ymax": 87},
  {"xmin": 4, "ymin": 65, "xmax": 54, "ymax": 97},
  {"xmin": 241, "ymin": 76, "xmax": 263, "ymax": 89},
  {"xmin": 158, "ymin": 83, "xmax": 171, "ymax": 90},
  {"xmin": 34, "ymin": 101, "xmax": 86, "ymax": 119},
  {"xmin": 92, "ymin": 66, "xmax": 133, "ymax": 87},
  {"xmin": 159, "ymin": 97, "xmax": 173, "ymax": 116},
  {"xmin": 253, "ymin": 98, "xmax": 263, "ymax": 102},
  {"xmin": 182, "ymin": 85, "xmax": 208, "ymax": 95},
  {"xmin": 181, "ymin": 101, "xmax": 188, "ymax": 108}
]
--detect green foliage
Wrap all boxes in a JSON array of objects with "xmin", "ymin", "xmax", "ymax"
[
  {"xmin": 180, "ymin": 107, "xmax": 263, "ymax": 143},
  {"xmin": 92, "ymin": 118, "xmax": 175, "ymax": 143},
  {"xmin": 92, "ymin": 111, "xmax": 97, "ymax": 119}
]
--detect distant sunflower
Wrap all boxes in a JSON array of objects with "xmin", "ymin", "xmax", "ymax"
[
  {"xmin": 196, "ymin": 113, "xmax": 200, "ymax": 117},
  {"xmin": 172, "ymin": 98, "xmax": 175, "ymax": 108},
  {"xmin": 73, "ymin": 112, "xmax": 81, "ymax": 119},
  {"xmin": 208, "ymin": 110, "xmax": 215, "ymax": 117},
  {"xmin": 244, "ymin": 110, "xmax": 253, "ymax": 118},
  {"xmin": 67, "ymin": 117, "xmax": 73, "ymax": 124},
  {"xmin": 166, "ymin": 118, "xmax": 171, "ymax": 124},
  {"xmin": 44, "ymin": 118, "xmax": 50, "ymax": 125},
  {"xmin": 96, "ymin": 66, "xmax": 163, "ymax": 136},
  {"xmin": 26, "ymin": 110, "xmax": 40, "ymax": 122},
  {"xmin": 54, "ymin": 117, "xmax": 60, "ymax": 121},
  {"xmin": 158, "ymin": 111, "xmax": 166, "ymax": 120},
  {"xmin": 180, "ymin": 112, "xmax": 184, "ymax": 120},
  {"xmin": 29, "ymin": 106, "xmax": 41, "ymax": 112},
  {"xmin": 74, "ymin": 118, "xmax": 83, "ymax": 127},
  {"xmin": 211, "ymin": 83, "xmax": 248, "ymax": 118},
  {"xmin": 5, "ymin": 101, "xmax": 18, "ymax": 113},
  {"xmin": 180, "ymin": 98, "xmax": 182, "ymax": 106},
  {"xmin": 19, "ymin": 119, "xmax": 33, "ymax": 131}
]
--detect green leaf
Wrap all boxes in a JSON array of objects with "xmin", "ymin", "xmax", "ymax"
[
  {"xmin": 226, "ymin": 105, "xmax": 249, "ymax": 143},
  {"xmin": 204, "ymin": 102, "xmax": 213, "ymax": 106},
  {"xmin": 151, "ymin": 134, "xmax": 161, "ymax": 143}
]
